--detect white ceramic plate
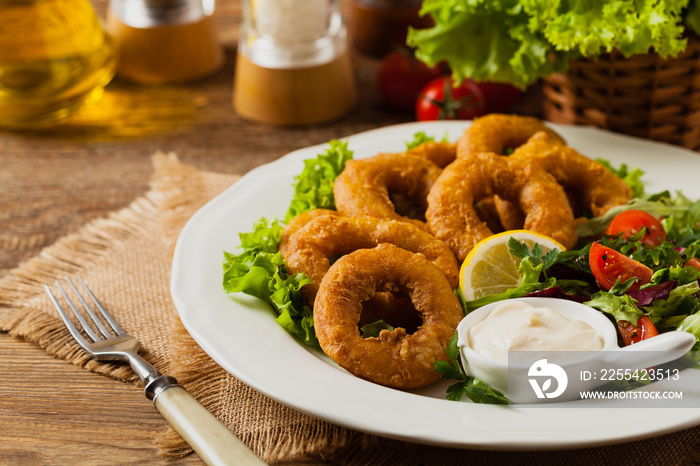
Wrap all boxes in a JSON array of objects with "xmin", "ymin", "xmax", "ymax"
[{"xmin": 171, "ymin": 121, "xmax": 700, "ymax": 450}]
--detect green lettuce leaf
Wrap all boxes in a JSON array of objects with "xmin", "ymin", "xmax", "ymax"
[
  {"xmin": 576, "ymin": 192, "xmax": 700, "ymax": 238},
  {"xmin": 223, "ymin": 140, "xmax": 354, "ymax": 349},
  {"xmin": 409, "ymin": 1, "xmax": 570, "ymax": 88},
  {"xmin": 405, "ymin": 131, "xmax": 436, "ymax": 149},
  {"xmin": 285, "ymin": 140, "xmax": 353, "ymax": 222},
  {"xmin": 408, "ymin": 0, "xmax": 690, "ymax": 88},
  {"xmin": 686, "ymin": 0, "xmax": 700, "ymax": 33},
  {"xmin": 223, "ymin": 219, "xmax": 319, "ymax": 348},
  {"xmin": 646, "ymin": 281, "xmax": 700, "ymax": 325},
  {"xmin": 595, "ymin": 158, "xmax": 646, "ymax": 199},
  {"xmin": 585, "ymin": 287, "xmax": 645, "ymax": 326}
]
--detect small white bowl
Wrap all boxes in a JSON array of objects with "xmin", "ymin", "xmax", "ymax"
[{"xmin": 456, "ymin": 297, "xmax": 696, "ymax": 404}]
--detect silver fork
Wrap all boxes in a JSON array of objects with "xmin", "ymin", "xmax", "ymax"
[{"xmin": 45, "ymin": 276, "xmax": 266, "ymax": 466}]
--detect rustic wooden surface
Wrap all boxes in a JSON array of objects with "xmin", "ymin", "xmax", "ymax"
[{"xmin": 0, "ymin": 1, "xmax": 546, "ymax": 464}]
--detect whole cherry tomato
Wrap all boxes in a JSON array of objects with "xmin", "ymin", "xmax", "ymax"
[
  {"xmin": 475, "ymin": 81, "xmax": 521, "ymax": 113},
  {"xmin": 376, "ymin": 50, "xmax": 445, "ymax": 111},
  {"xmin": 416, "ymin": 76, "xmax": 486, "ymax": 121},
  {"xmin": 618, "ymin": 316, "xmax": 659, "ymax": 346},
  {"xmin": 606, "ymin": 209, "xmax": 666, "ymax": 247},
  {"xmin": 588, "ymin": 242, "xmax": 653, "ymax": 292}
]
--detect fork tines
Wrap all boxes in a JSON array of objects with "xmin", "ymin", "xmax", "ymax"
[{"xmin": 45, "ymin": 277, "xmax": 125, "ymax": 348}]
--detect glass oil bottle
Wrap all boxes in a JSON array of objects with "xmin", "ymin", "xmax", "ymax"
[{"xmin": 0, "ymin": 0, "xmax": 116, "ymax": 129}]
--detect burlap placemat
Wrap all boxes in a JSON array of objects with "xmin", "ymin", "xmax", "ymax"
[{"xmin": 2, "ymin": 153, "xmax": 700, "ymax": 465}]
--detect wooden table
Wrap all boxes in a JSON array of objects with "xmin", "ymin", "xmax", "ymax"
[{"xmin": 0, "ymin": 2, "xmax": 546, "ymax": 464}]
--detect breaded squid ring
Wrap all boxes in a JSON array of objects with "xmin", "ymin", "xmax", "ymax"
[
  {"xmin": 456, "ymin": 113, "xmax": 566, "ymax": 157},
  {"xmin": 314, "ymin": 243, "xmax": 464, "ymax": 389},
  {"xmin": 284, "ymin": 214, "xmax": 459, "ymax": 304},
  {"xmin": 426, "ymin": 152, "xmax": 577, "ymax": 261},
  {"xmin": 405, "ymin": 140, "xmax": 457, "ymax": 168},
  {"xmin": 333, "ymin": 152, "xmax": 442, "ymax": 231},
  {"xmin": 510, "ymin": 132, "xmax": 632, "ymax": 217},
  {"xmin": 279, "ymin": 208, "xmax": 339, "ymax": 256}
]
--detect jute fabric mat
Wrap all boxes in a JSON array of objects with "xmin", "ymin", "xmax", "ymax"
[{"xmin": 2, "ymin": 154, "xmax": 700, "ymax": 465}]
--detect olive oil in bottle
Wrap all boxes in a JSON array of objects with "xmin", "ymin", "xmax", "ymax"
[{"xmin": 0, "ymin": 0, "xmax": 116, "ymax": 129}]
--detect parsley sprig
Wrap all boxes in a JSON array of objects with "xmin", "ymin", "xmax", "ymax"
[{"xmin": 434, "ymin": 333, "xmax": 509, "ymax": 404}]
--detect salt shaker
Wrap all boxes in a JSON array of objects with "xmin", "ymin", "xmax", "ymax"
[
  {"xmin": 108, "ymin": 0, "xmax": 223, "ymax": 84},
  {"xmin": 233, "ymin": 0, "xmax": 357, "ymax": 126}
]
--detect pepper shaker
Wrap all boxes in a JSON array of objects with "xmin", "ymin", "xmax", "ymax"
[
  {"xmin": 108, "ymin": 0, "xmax": 223, "ymax": 84},
  {"xmin": 233, "ymin": 0, "xmax": 357, "ymax": 126}
]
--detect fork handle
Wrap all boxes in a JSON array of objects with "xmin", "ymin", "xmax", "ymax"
[{"xmin": 154, "ymin": 385, "xmax": 266, "ymax": 465}]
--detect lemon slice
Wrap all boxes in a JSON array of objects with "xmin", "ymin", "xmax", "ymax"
[{"xmin": 459, "ymin": 230, "xmax": 565, "ymax": 301}]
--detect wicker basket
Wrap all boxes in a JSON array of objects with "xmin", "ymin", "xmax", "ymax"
[{"xmin": 543, "ymin": 36, "xmax": 700, "ymax": 151}]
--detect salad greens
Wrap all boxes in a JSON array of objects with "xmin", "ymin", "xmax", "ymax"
[
  {"xmin": 223, "ymin": 140, "xmax": 353, "ymax": 348},
  {"xmin": 407, "ymin": 0, "xmax": 700, "ymax": 88},
  {"xmin": 461, "ymin": 191, "xmax": 700, "ymax": 329},
  {"xmin": 576, "ymin": 190, "xmax": 700, "ymax": 237},
  {"xmin": 443, "ymin": 188, "xmax": 700, "ymax": 403},
  {"xmin": 285, "ymin": 140, "xmax": 353, "ymax": 222},
  {"xmin": 405, "ymin": 131, "xmax": 437, "ymax": 149},
  {"xmin": 222, "ymin": 218, "xmax": 318, "ymax": 347}
]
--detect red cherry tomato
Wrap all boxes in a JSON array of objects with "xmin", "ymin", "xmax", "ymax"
[
  {"xmin": 589, "ymin": 242, "xmax": 653, "ymax": 292},
  {"xmin": 685, "ymin": 257, "xmax": 700, "ymax": 271},
  {"xmin": 617, "ymin": 316, "xmax": 659, "ymax": 346},
  {"xmin": 376, "ymin": 50, "xmax": 445, "ymax": 111},
  {"xmin": 416, "ymin": 76, "xmax": 486, "ymax": 121},
  {"xmin": 475, "ymin": 81, "xmax": 521, "ymax": 113},
  {"xmin": 606, "ymin": 209, "xmax": 666, "ymax": 246}
]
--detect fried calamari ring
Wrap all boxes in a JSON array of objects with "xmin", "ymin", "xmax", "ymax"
[
  {"xmin": 510, "ymin": 132, "xmax": 632, "ymax": 217},
  {"xmin": 405, "ymin": 140, "xmax": 457, "ymax": 168},
  {"xmin": 279, "ymin": 209, "xmax": 338, "ymax": 256},
  {"xmin": 426, "ymin": 153, "xmax": 577, "ymax": 261},
  {"xmin": 333, "ymin": 152, "xmax": 442, "ymax": 231},
  {"xmin": 284, "ymin": 214, "xmax": 459, "ymax": 304},
  {"xmin": 314, "ymin": 243, "xmax": 464, "ymax": 389},
  {"xmin": 456, "ymin": 113, "xmax": 566, "ymax": 157}
]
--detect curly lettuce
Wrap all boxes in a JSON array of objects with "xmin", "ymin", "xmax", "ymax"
[
  {"xmin": 223, "ymin": 141, "xmax": 353, "ymax": 348},
  {"xmin": 223, "ymin": 218, "xmax": 319, "ymax": 347},
  {"xmin": 285, "ymin": 140, "xmax": 353, "ymax": 221},
  {"xmin": 408, "ymin": 0, "xmax": 691, "ymax": 88}
]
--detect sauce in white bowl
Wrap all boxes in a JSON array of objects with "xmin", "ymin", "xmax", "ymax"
[{"xmin": 456, "ymin": 297, "xmax": 696, "ymax": 404}]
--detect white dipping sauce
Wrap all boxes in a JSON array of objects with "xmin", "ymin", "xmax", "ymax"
[{"xmin": 467, "ymin": 300, "xmax": 604, "ymax": 362}]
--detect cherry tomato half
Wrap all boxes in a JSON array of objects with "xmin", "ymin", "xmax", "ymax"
[
  {"xmin": 685, "ymin": 257, "xmax": 700, "ymax": 271},
  {"xmin": 589, "ymin": 242, "xmax": 653, "ymax": 292},
  {"xmin": 475, "ymin": 81, "xmax": 521, "ymax": 113},
  {"xmin": 416, "ymin": 76, "xmax": 486, "ymax": 121},
  {"xmin": 618, "ymin": 316, "xmax": 659, "ymax": 346},
  {"xmin": 606, "ymin": 209, "xmax": 666, "ymax": 247},
  {"xmin": 376, "ymin": 50, "xmax": 445, "ymax": 111}
]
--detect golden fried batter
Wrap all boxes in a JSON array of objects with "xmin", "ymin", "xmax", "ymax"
[
  {"xmin": 314, "ymin": 244, "xmax": 464, "ymax": 389},
  {"xmin": 279, "ymin": 208, "xmax": 339, "ymax": 257},
  {"xmin": 333, "ymin": 152, "xmax": 442, "ymax": 231},
  {"xmin": 457, "ymin": 113, "xmax": 566, "ymax": 157},
  {"xmin": 426, "ymin": 153, "xmax": 577, "ymax": 261},
  {"xmin": 284, "ymin": 214, "xmax": 459, "ymax": 304},
  {"xmin": 510, "ymin": 132, "xmax": 632, "ymax": 217},
  {"xmin": 405, "ymin": 140, "xmax": 457, "ymax": 168}
]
